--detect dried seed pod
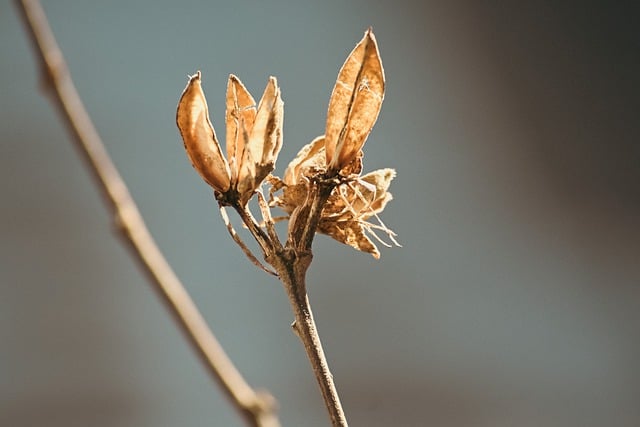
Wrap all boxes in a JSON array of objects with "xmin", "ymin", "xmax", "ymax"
[
  {"xmin": 238, "ymin": 77, "xmax": 283, "ymax": 197},
  {"xmin": 225, "ymin": 75, "xmax": 257, "ymax": 183},
  {"xmin": 265, "ymin": 30, "xmax": 396, "ymax": 258},
  {"xmin": 177, "ymin": 71, "xmax": 231, "ymax": 192},
  {"xmin": 325, "ymin": 28, "xmax": 385, "ymax": 173},
  {"xmin": 177, "ymin": 72, "xmax": 283, "ymax": 205}
]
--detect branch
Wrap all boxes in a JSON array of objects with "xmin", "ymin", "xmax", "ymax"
[
  {"xmin": 270, "ymin": 249, "xmax": 348, "ymax": 427},
  {"xmin": 14, "ymin": 1, "xmax": 280, "ymax": 426},
  {"xmin": 262, "ymin": 178, "xmax": 347, "ymax": 426},
  {"xmin": 219, "ymin": 204, "xmax": 277, "ymax": 276}
]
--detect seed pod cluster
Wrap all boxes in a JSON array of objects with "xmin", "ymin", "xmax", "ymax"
[
  {"xmin": 177, "ymin": 29, "xmax": 397, "ymax": 258},
  {"xmin": 177, "ymin": 71, "xmax": 283, "ymax": 205}
]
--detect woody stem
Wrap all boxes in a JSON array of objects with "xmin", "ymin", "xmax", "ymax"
[
  {"xmin": 270, "ymin": 249, "xmax": 348, "ymax": 427},
  {"xmin": 15, "ymin": 1, "xmax": 281, "ymax": 425},
  {"xmin": 289, "ymin": 178, "xmax": 335, "ymax": 252},
  {"xmin": 268, "ymin": 176, "xmax": 347, "ymax": 426}
]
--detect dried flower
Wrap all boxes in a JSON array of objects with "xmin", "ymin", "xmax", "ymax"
[
  {"xmin": 265, "ymin": 29, "xmax": 397, "ymax": 258},
  {"xmin": 177, "ymin": 29, "xmax": 395, "ymax": 258},
  {"xmin": 318, "ymin": 167, "xmax": 396, "ymax": 258},
  {"xmin": 177, "ymin": 71, "xmax": 283, "ymax": 205}
]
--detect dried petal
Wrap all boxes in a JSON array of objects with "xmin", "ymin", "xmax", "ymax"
[
  {"xmin": 338, "ymin": 149, "xmax": 363, "ymax": 177},
  {"xmin": 237, "ymin": 77, "xmax": 284, "ymax": 197},
  {"xmin": 357, "ymin": 168, "xmax": 396, "ymax": 217},
  {"xmin": 325, "ymin": 28, "xmax": 385, "ymax": 173},
  {"xmin": 278, "ymin": 183, "xmax": 309, "ymax": 215},
  {"xmin": 283, "ymin": 136, "xmax": 326, "ymax": 185},
  {"xmin": 250, "ymin": 77, "xmax": 284, "ymax": 166},
  {"xmin": 177, "ymin": 71, "xmax": 231, "ymax": 192},
  {"xmin": 318, "ymin": 220, "xmax": 380, "ymax": 259},
  {"xmin": 321, "ymin": 168, "xmax": 395, "ymax": 220},
  {"xmin": 225, "ymin": 75, "xmax": 256, "ymax": 182}
]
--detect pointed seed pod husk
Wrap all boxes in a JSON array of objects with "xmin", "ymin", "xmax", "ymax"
[
  {"xmin": 176, "ymin": 71, "xmax": 231, "ymax": 192},
  {"xmin": 325, "ymin": 28, "xmax": 385, "ymax": 173},
  {"xmin": 225, "ymin": 75, "xmax": 256, "ymax": 184},
  {"xmin": 237, "ymin": 76, "xmax": 284, "ymax": 197}
]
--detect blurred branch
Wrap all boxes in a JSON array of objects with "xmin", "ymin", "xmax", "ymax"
[{"xmin": 14, "ymin": 1, "xmax": 281, "ymax": 426}]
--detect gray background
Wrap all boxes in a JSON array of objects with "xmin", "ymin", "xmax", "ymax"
[{"xmin": 1, "ymin": 1, "xmax": 639, "ymax": 426}]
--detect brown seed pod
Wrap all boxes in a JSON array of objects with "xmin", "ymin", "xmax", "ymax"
[
  {"xmin": 177, "ymin": 72, "xmax": 283, "ymax": 205},
  {"xmin": 325, "ymin": 28, "xmax": 385, "ymax": 174},
  {"xmin": 176, "ymin": 71, "xmax": 231, "ymax": 192}
]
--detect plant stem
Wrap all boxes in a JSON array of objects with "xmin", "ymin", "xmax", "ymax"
[
  {"xmin": 15, "ymin": 1, "xmax": 280, "ymax": 426},
  {"xmin": 271, "ymin": 250, "xmax": 348, "ymax": 427},
  {"xmin": 266, "ymin": 177, "xmax": 348, "ymax": 426}
]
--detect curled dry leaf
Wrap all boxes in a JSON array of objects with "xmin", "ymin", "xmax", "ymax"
[
  {"xmin": 176, "ymin": 71, "xmax": 231, "ymax": 193},
  {"xmin": 325, "ymin": 28, "xmax": 385, "ymax": 174},
  {"xmin": 177, "ymin": 71, "xmax": 283, "ymax": 205}
]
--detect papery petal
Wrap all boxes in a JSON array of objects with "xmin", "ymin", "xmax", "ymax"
[
  {"xmin": 176, "ymin": 71, "xmax": 231, "ymax": 192},
  {"xmin": 320, "ymin": 168, "xmax": 396, "ymax": 221},
  {"xmin": 237, "ymin": 77, "xmax": 284, "ymax": 196},
  {"xmin": 225, "ymin": 75, "xmax": 256, "ymax": 183},
  {"xmin": 283, "ymin": 136, "xmax": 326, "ymax": 186},
  {"xmin": 325, "ymin": 29, "xmax": 385, "ymax": 172},
  {"xmin": 359, "ymin": 168, "xmax": 396, "ymax": 215},
  {"xmin": 251, "ymin": 77, "xmax": 283, "ymax": 165},
  {"xmin": 318, "ymin": 220, "xmax": 380, "ymax": 259}
]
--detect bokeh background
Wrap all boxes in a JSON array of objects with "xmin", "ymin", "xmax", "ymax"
[{"xmin": 1, "ymin": 1, "xmax": 639, "ymax": 426}]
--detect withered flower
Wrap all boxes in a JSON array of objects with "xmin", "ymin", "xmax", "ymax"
[
  {"xmin": 177, "ymin": 71, "xmax": 283, "ymax": 205},
  {"xmin": 318, "ymin": 167, "xmax": 396, "ymax": 258},
  {"xmin": 267, "ymin": 29, "xmax": 396, "ymax": 258},
  {"xmin": 272, "ymin": 136, "xmax": 397, "ymax": 258}
]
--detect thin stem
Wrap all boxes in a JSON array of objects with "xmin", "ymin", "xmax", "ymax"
[
  {"xmin": 256, "ymin": 190, "xmax": 283, "ymax": 252},
  {"xmin": 15, "ymin": 1, "xmax": 280, "ymax": 426},
  {"xmin": 233, "ymin": 203, "xmax": 273, "ymax": 257},
  {"xmin": 265, "ymin": 177, "xmax": 348, "ymax": 426},
  {"xmin": 287, "ymin": 179, "xmax": 335, "ymax": 252},
  {"xmin": 271, "ymin": 252, "xmax": 348, "ymax": 427},
  {"xmin": 299, "ymin": 181, "xmax": 335, "ymax": 251},
  {"xmin": 219, "ymin": 205, "xmax": 277, "ymax": 276}
]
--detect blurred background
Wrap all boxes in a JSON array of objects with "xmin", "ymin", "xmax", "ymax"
[{"xmin": 1, "ymin": 1, "xmax": 639, "ymax": 426}]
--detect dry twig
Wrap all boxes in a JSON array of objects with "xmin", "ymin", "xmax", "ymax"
[{"xmin": 14, "ymin": 1, "xmax": 280, "ymax": 426}]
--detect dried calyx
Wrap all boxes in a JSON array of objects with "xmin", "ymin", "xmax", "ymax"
[{"xmin": 270, "ymin": 135, "xmax": 398, "ymax": 259}]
